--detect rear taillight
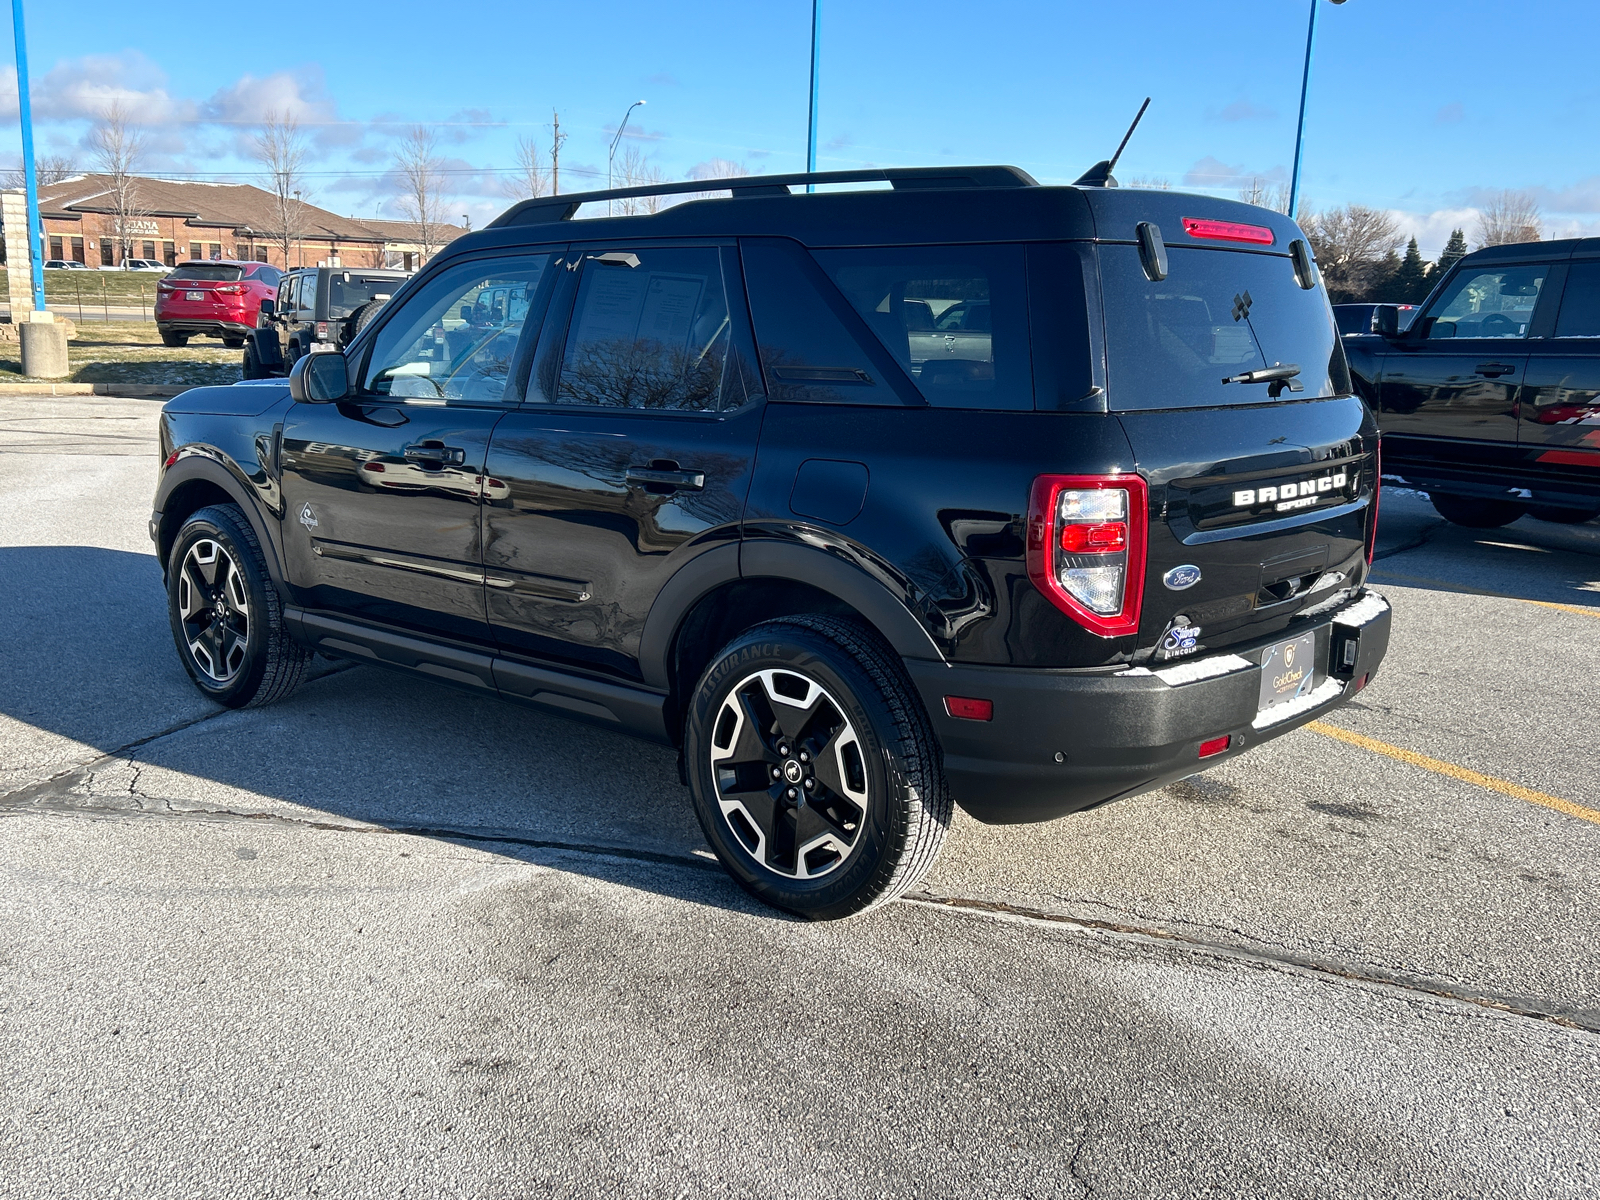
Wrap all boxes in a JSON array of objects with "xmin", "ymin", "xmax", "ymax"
[
  {"xmin": 215, "ymin": 284, "xmax": 243, "ymax": 295},
  {"xmin": 1365, "ymin": 441, "xmax": 1382, "ymax": 564},
  {"xmin": 1026, "ymin": 473, "xmax": 1148, "ymax": 637},
  {"xmin": 315, "ymin": 321, "xmax": 330, "ymax": 340},
  {"xmin": 1181, "ymin": 216, "xmax": 1275, "ymax": 245}
]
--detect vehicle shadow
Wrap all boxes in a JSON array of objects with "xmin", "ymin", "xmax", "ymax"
[
  {"xmin": 1370, "ymin": 489, "xmax": 1600, "ymax": 609},
  {"xmin": 0, "ymin": 544, "xmax": 766, "ymax": 918}
]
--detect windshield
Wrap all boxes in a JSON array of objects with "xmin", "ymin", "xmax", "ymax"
[
  {"xmin": 1099, "ymin": 244, "xmax": 1345, "ymax": 410},
  {"xmin": 328, "ymin": 274, "xmax": 405, "ymax": 318},
  {"xmin": 170, "ymin": 264, "xmax": 242, "ymax": 282}
]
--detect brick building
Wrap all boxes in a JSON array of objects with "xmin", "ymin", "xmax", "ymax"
[{"xmin": 15, "ymin": 174, "xmax": 463, "ymax": 270}]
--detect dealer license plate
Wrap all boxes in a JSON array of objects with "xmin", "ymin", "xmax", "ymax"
[
  {"xmin": 186, "ymin": 290, "xmax": 204, "ymax": 301},
  {"xmin": 1258, "ymin": 632, "xmax": 1318, "ymax": 711}
]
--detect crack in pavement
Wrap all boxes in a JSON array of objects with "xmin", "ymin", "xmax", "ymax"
[{"xmin": 5, "ymin": 780, "xmax": 1597, "ymax": 1038}]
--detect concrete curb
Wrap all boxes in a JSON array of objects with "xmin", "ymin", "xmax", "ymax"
[{"xmin": 0, "ymin": 382, "xmax": 187, "ymax": 398}]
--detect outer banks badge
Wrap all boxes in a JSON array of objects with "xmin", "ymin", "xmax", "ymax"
[
  {"xmin": 1159, "ymin": 619, "xmax": 1201, "ymax": 659},
  {"xmin": 299, "ymin": 502, "xmax": 319, "ymax": 530}
]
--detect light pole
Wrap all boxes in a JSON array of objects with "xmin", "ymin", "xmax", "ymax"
[
  {"xmin": 10, "ymin": 0, "xmax": 44, "ymax": 313},
  {"xmin": 608, "ymin": 100, "xmax": 646, "ymax": 214},
  {"xmin": 1287, "ymin": 0, "xmax": 1346, "ymax": 221},
  {"xmin": 806, "ymin": 0, "xmax": 821, "ymax": 192}
]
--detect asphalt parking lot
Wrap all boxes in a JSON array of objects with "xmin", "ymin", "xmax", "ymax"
[{"xmin": 3, "ymin": 394, "xmax": 1598, "ymax": 1199}]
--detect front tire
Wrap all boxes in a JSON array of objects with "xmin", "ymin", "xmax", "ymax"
[
  {"xmin": 166, "ymin": 505, "xmax": 311, "ymax": 708},
  {"xmin": 241, "ymin": 344, "xmax": 261, "ymax": 378},
  {"xmin": 1429, "ymin": 492, "xmax": 1527, "ymax": 528},
  {"xmin": 683, "ymin": 616, "xmax": 951, "ymax": 920}
]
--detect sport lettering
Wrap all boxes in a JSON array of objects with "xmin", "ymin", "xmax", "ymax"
[{"xmin": 1232, "ymin": 471, "xmax": 1351, "ymax": 510}]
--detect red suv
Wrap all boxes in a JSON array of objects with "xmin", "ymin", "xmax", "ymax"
[{"xmin": 155, "ymin": 261, "xmax": 282, "ymax": 348}]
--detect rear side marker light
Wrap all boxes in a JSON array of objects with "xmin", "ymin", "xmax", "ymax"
[
  {"xmin": 315, "ymin": 321, "xmax": 330, "ymax": 340},
  {"xmin": 944, "ymin": 696, "xmax": 993, "ymax": 722},
  {"xmin": 1181, "ymin": 217, "xmax": 1275, "ymax": 245},
  {"xmin": 1198, "ymin": 735, "xmax": 1231, "ymax": 759},
  {"xmin": 1027, "ymin": 473, "xmax": 1149, "ymax": 638},
  {"xmin": 1353, "ymin": 673, "xmax": 1369, "ymax": 693}
]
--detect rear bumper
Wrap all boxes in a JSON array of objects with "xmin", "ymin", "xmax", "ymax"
[
  {"xmin": 157, "ymin": 318, "xmax": 253, "ymax": 337},
  {"xmin": 907, "ymin": 590, "xmax": 1392, "ymax": 824}
]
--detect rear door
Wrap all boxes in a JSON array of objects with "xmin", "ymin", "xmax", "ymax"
[
  {"xmin": 1519, "ymin": 259, "xmax": 1600, "ymax": 492},
  {"xmin": 483, "ymin": 243, "xmax": 763, "ymax": 680},
  {"xmin": 278, "ymin": 252, "xmax": 560, "ymax": 643}
]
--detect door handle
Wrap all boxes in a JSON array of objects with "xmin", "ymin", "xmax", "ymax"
[
  {"xmin": 1474, "ymin": 363, "xmax": 1517, "ymax": 378},
  {"xmin": 625, "ymin": 465, "xmax": 706, "ymax": 492},
  {"xmin": 403, "ymin": 442, "xmax": 464, "ymax": 465}
]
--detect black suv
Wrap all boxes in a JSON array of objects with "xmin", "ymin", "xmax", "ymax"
[
  {"xmin": 151, "ymin": 167, "xmax": 1391, "ymax": 918},
  {"xmin": 243, "ymin": 266, "xmax": 409, "ymax": 379},
  {"xmin": 1345, "ymin": 239, "xmax": 1600, "ymax": 526}
]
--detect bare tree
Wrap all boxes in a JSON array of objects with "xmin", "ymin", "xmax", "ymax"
[
  {"xmin": 89, "ymin": 103, "xmax": 148, "ymax": 265},
  {"xmin": 1126, "ymin": 176, "xmax": 1172, "ymax": 190},
  {"xmin": 615, "ymin": 144, "xmax": 667, "ymax": 215},
  {"xmin": 253, "ymin": 111, "xmax": 308, "ymax": 269},
  {"xmin": 1237, "ymin": 177, "xmax": 1292, "ymax": 214},
  {"xmin": 504, "ymin": 134, "xmax": 549, "ymax": 200},
  {"xmin": 1476, "ymin": 189, "xmax": 1542, "ymax": 248},
  {"xmin": 393, "ymin": 126, "xmax": 450, "ymax": 263},
  {"xmin": 1300, "ymin": 204, "xmax": 1403, "ymax": 302},
  {"xmin": 2, "ymin": 154, "xmax": 78, "ymax": 189}
]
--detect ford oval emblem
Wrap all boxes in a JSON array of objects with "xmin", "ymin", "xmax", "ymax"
[{"xmin": 1163, "ymin": 564, "xmax": 1202, "ymax": 591}]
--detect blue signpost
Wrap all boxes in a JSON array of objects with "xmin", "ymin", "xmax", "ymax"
[
  {"xmin": 1288, "ymin": 0, "xmax": 1347, "ymax": 222},
  {"xmin": 11, "ymin": 0, "xmax": 45, "ymax": 312},
  {"xmin": 805, "ymin": 0, "xmax": 820, "ymax": 192}
]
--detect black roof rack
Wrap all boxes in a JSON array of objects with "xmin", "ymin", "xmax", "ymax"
[{"xmin": 486, "ymin": 165, "xmax": 1040, "ymax": 229}]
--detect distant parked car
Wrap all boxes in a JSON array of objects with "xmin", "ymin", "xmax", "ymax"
[
  {"xmin": 154, "ymin": 261, "xmax": 283, "ymax": 349},
  {"xmin": 121, "ymin": 259, "xmax": 169, "ymax": 272},
  {"xmin": 43, "ymin": 259, "xmax": 91, "ymax": 270},
  {"xmin": 243, "ymin": 266, "xmax": 409, "ymax": 377},
  {"xmin": 1333, "ymin": 303, "xmax": 1418, "ymax": 336}
]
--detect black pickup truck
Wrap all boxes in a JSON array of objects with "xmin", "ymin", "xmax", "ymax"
[{"xmin": 1345, "ymin": 238, "xmax": 1600, "ymax": 526}]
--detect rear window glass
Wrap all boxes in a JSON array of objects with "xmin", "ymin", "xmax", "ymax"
[
  {"xmin": 816, "ymin": 245, "xmax": 1032, "ymax": 410},
  {"xmin": 1098, "ymin": 244, "xmax": 1345, "ymax": 410},
  {"xmin": 170, "ymin": 264, "xmax": 242, "ymax": 282},
  {"xmin": 328, "ymin": 274, "xmax": 404, "ymax": 318}
]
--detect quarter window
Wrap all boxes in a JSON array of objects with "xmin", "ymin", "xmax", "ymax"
[
  {"xmin": 363, "ymin": 254, "xmax": 556, "ymax": 404},
  {"xmin": 1555, "ymin": 262, "xmax": 1600, "ymax": 338},
  {"xmin": 1423, "ymin": 265, "xmax": 1546, "ymax": 339},
  {"xmin": 554, "ymin": 247, "xmax": 741, "ymax": 412}
]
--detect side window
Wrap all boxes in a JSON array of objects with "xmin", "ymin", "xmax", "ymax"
[
  {"xmin": 815, "ymin": 244, "xmax": 1033, "ymax": 410},
  {"xmin": 554, "ymin": 246, "xmax": 739, "ymax": 412},
  {"xmin": 1423, "ymin": 265, "xmax": 1546, "ymax": 339},
  {"xmin": 1555, "ymin": 262, "xmax": 1600, "ymax": 338},
  {"xmin": 363, "ymin": 254, "xmax": 557, "ymax": 404}
]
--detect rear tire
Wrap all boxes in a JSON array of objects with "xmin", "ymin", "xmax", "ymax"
[
  {"xmin": 223, "ymin": 336, "xmax": 246, "ymax": 350},
  {"xmin": 160, "ymin": 330, "xmax": 189, "ymax": 348},
  {"xmin": 1527, "ymin": 502, "xmax": 1600, "ymax": 525},
  {"xmin": 1428, "ymin": 493, "xmax": 1527, "ymax": 528},
  {"xmin": 166, "ymin": 504, "xmax": 311, "ymax": 709},
  {"xmin": 683, "ymin": 615, "xmax": 951, "ymax": 920}
]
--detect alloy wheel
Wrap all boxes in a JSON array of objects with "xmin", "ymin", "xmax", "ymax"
[
  {"xmin": 177, "ymin": 538, "xmax": 251, "ymax": 684},
  {"xmin": 709, "ymin": 668, "xmax": 869, "ymax": 880}
]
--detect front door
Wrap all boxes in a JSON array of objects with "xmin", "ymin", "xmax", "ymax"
[
  {"xmin": 279, "ymin": 251, "xmax": 561, "ymax": 643},
  {"xmin": 483, "ymin": 243, "xmax": 764, "ymax": 680},
  {"xmin": 1379, "ymin": 261, "xmax": 1552, "ymax": 450}
]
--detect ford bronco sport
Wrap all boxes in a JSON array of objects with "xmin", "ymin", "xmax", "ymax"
[{"xmin": 151, "ymin": 166, "xmax": 1391, "ymax": 919}]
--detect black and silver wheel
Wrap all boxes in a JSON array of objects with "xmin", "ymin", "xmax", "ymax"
[
  {"xmin": 166, "ymin": 504, "xmax": 311, "ymax": 708},
  {"xmin": 684, "ymin": 616, "xmax": 951, "ymax": 919},
  {"xmin": 1428, "ymin": 492, "xmax": 1527, "ymax": 528}
]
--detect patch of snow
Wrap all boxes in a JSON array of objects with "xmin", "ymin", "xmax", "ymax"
[
  {"xmin": 1154, "ymin": 654, "xmax": 1253, "ymax": 686},
  {"xmin": 1252, "ymin": 678, "xmax": 1345, "ymax": 730}
]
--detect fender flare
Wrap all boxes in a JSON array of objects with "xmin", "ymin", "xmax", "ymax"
[
  {"xmin": 153, "ymin": 453, "xmax": 286, "ymax": 591},
  {"xmin": 636, "ymin": 538, "xmax": 945, "ymax": 692}
]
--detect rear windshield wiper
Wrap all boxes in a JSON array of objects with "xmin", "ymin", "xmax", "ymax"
[{"xmin": 1222, "ymin": 362, "xmax": 1303, "ymax": 397}]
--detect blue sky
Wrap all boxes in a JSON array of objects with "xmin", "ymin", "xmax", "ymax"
[{"xmin": 3, "ymin": 0, "xmax": 1596, "ymax": 255}]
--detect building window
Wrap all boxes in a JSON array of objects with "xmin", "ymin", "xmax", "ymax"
[
  {"xmin": 142, "ymin": 241, "xmax": 156, "ymax": 261},
  {"xmin": 163, "ymin": 241, "xmax": 176, "ymax": 267},
  {"xmin": 101, "ymin": 239, "xmax": 114, "ymax": 266},
  {"xmin": 189, "ymin": 241, "xmax": 202, "ymax": 261},
  {"xmin": 49, "ymin": 235, "xmax": 63, "ymax": 260},
  {"xmin": 209, "ymin": 243, "xmax": 221, "ymax": 260},
  {"xmin": 71, "ymin": 237, "xmax": 85, "ymax": 263},
  {"xmin": 257, "ymin": 247, "xmax": 269, "ymax": 263}
]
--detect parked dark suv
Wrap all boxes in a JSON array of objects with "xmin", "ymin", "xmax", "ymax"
[
  {"xmin": 242, "ymin": 266, "xmax": 409, "ymax": 378},
  {"xmin": 151, "ymin": 167, "xmax": 1391, "ymax": 918},
  {"xmin": 1345, "ymin": 239, "xmax": 1600, "ymax": 525}
]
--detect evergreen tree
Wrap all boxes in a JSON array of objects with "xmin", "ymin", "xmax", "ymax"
[
  {"xmin": 1433, "ymin": 228, "xmax": 1468, "ymax": 282},
  {"xmin": 1390, "ymin": 237, "xmax": 1430, "ymax": 304},
  {"xmin": 1366, "ymin": 249, "xmax": 1402, "ymax": 303}
]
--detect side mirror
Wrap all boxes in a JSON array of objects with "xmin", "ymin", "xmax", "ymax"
[
  {"xmin": 460, "ymin": 305, "xmax": 473, "ymax": 322},
  {"xmin": 1373, "ymin": 305, "xmax": 1400, "ymax": 337},
  {"xmin": 258, "ymin": 296, "xmax": 275, "ymax": 319},
  {"xmin": 289, "ymin": 351, "xmax": 350, "ymax": 403}
]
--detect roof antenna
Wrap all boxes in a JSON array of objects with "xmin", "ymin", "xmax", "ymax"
[{"xmin": 1074, "ymin": 97, "xmax": 1150, "ymax": 188}]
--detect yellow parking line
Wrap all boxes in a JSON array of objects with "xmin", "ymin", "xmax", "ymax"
[
  {"xmin": 1306, "ymin": 721, "xmax": 1600, "ymax": 827},
  {"xmin": 1369, "ymin": 569, "xmax": 1600, "ymax": 619}
]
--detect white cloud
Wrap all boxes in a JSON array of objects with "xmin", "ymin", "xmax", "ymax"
[
  {"xmin": 0, "ymin": 51, "xmax": 195, "ymax": 124},
  {"xmin": 1182, "ymin": 156, "xmax": 1287, "ymax": 191}
]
